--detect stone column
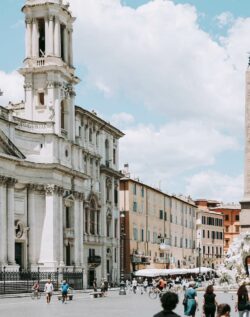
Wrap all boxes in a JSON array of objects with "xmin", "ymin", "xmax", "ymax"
[
  {"xmin": 73, "ymin": 192, "xmax": 81, "ymax": 266},
  {"xmin": 0, "ymin": 177, "xmax": 8, "ymax": 266},
  {"xmin": 7, "ymin": 178, "xmax": 16, "ymax": 265},
  {"xmin": 48, "ymin": 15, "xmax": 54, "ymax": 56},
  {"xmin": 79, "ymin": 196, "xmax": 84, "ymax": 265},
  {"xmin": 45, "ymin": 17, "xmax": 49, "ymax": 56},
  {"xmin": 63, "ymin": 27, "xmax": 69, "ymax": 64},
  {"xmin": 32, "ymin": 19, "xmax": 38, "ymax": 57},
  {"xmin": 58, "ymin": 188, "xmax": 64, "ymax": 266},
  {"xmin": 25, "ymin": 18, "xmax": 32, "ymax": 58},
  {"xmin": 69, "ymin": 28, "xmax": 73, "ymax": 66},
  {"xmin": 54, "ymin": 17, "xmax": 61, "ymax": 57},
  {"xmin": 28, "ymin": 185, "xmax": 37, "ymax": 266},
  {"xmin": 38, "ymin": 185, "xmax": 58, "ymax": 268}
]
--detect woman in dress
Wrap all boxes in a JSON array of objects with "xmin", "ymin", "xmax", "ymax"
[
  {"xmin": 184, "ymin": 282, "xmax": 198, "ymax": 317},
  {"xmin": 203, "ymin": 285, "xmax": 218, "ymax": 317}
]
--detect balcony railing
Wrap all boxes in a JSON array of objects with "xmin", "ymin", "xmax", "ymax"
[
  {"xmin": 131, "ymin": 255, "xmax": 151, "ymax": 264},
  {"xmin": 154, "ymin": 257, "xmax": 170, "ymax": 264},
  {"xmin": 88, "ymin": 255, "xmax": 101, "ymax": 265}
]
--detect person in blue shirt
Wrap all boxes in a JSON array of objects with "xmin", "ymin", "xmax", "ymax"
[{"xmin": 61, "ymin": 280, "xmax": 70, "ymax": 303}]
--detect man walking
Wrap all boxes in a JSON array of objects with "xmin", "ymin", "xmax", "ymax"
[
  {"xmin": 61, "ymin": 280, "xmax": 70, "ymax": 304},
  {"xmin": 44, "ymin": 279, "xmax": 54, "ymax": 304}
]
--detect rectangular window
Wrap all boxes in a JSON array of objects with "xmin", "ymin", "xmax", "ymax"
[
  {"xmin": 114, "ymin": 219, "xmax": 118, "ymax": 238},
  {"xmin": 141, "ymin": 229, "xmax": 144, "ymax": 242},
  {"xmin": 141, "ymin": 186, "xmax": 144, "ymax": 197},
  {"xmin": 202, "ymin": 230, "xmax": 205, "ymax": 238},
  {"xmin": 235, "ymin": 225, "xmax": 239, "ymax": 233},
  {"xmin": 66, "ymin": 207, "xmax": 70, "ymax": 228},
  {"xmin": 203, "ymin": 246, "xmax": 205, "ymax": 254},
  {"xmin": 133, "ymin": 202, "xmax": 137, "ymax": 212},
  {"xmin": 133, "ymin": 183, "xmax": 137, "ymax": 195},
  {"xmin": 113, "ymin": 149, "xmax": 116, "ymax": 164},
  {"xmin": 38, "ymin": 92, "xmax": 45, "ymax": 106},
  {"xmin": 235, "ymin": 215, "xmax": 239, "ymax": 221},
  {"xmin": 225, "ymin": 226, "xmax": 229, "ymax": 233},
  {"xmin": 133, "ymin": 227, "xmax": 138, "ymax": 241},
  {"xmin": 159, "ymin": 210, "xmax": 163, "ymax": 220},
  {"xmin": 164, "ymin": 212, "xmax": 167, "ymax": 221},
  {"xmin": 225, "ymin": 215, "xmax": 229, "ymax": 221}
]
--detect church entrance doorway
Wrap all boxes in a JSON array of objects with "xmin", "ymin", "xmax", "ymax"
[
  {"xmin": 88, "ymin": 269, "xmax": 95, "ymax": 288},
  {"xmin": 15, "ymin": 242, "xmax": 23, "ymax": 269}
]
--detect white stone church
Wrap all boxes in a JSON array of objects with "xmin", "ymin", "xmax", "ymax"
[{"xmin": 0, "ymin": 0, "xmax": 124, "ymax": 287}]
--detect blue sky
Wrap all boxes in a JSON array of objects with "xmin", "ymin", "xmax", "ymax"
[{"xmin": 0, "ymin": 0, "xmax": 248, "ymax": 202}]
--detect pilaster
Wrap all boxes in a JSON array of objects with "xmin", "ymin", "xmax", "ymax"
[
  {"xmin": 25, "ymin": 17, "xmax": 32, "ymax": 58},
  {"xmin": 0, "ymin": 177, "xmax": 8, "ymax": 266},
  {"xmin": 7, "ymin": 178, "xmax": 17, "ymax": 265},
  {"xmin": 48, "ymin": 15, "xmax": 54, "ymax": 55},
  {"xmin": 38, "ymin": 185, "xmax": 59, "ymax": 268},
  {"xmin": 32, "ymin": 18, "xmax": 38, "ymax": 57}
]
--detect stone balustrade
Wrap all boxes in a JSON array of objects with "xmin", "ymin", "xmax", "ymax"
[{"xmin": 13, "ymin": 117, "xmax": 54, "ymax": 133}]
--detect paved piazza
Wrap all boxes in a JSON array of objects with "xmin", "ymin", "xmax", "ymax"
[{"xmin": 0, "ymin": 289, "xmax": 238, "ymax": 317}]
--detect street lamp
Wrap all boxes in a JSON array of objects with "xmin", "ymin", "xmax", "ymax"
[
  {"xmin": 197, "ymin": 243, "xmax": 201, "ymax": 276},
  {"xmin": 119, "ymin": 210, "xmax": 126, "ymax": 295}
]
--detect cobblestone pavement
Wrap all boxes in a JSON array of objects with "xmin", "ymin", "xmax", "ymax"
[{"xmin": 0, "ymin": 289, "xmax": 238, "ymax": 317}]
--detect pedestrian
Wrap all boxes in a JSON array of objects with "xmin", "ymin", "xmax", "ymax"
[
  {"xmin": 104, "ymin": 278, "xmax": 109, "ymax": 296},
  {"xmin": 93, "ymin": 278, "xmax": 97, "ymax": 292},
  {"xmin": 143, "ymin": 278, "xmax": 148, "ymax": 293},
  {"xmin": 60, "ymin": 280, "xmax": 69, "ymax": 304},
  {"xmin": 100, "ymin": 278, "xmax": 105, "ymax": 293},
  {"xmin": 203, "ymin": 285, "xmax": 218, "ymax": 317},
  {"xmin": 217, "ymin": 304, "xmax": 231, "ymax": 317},
  {"xmin": 132, "ymin": 278, "xmax": 137, "ymax": 294},
  {"xmin": 44, "ymin": 278, "xmax": 54, "ymax": 304},
  {"xmin": 184, "ymin": 281, "xmax": 198, "ymax": 317},
  {"xmin": 235, "ymin": 284, "xmax": 250, "ymax": 317},
  {"xmin": 153, "ymin": 291, "xmax": 180, "ymax": 317}
]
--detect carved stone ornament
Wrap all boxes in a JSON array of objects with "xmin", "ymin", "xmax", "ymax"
[
  {"xmin": 8, "ymin": 178, "xmax": 17, "ymax": 187},
  {"xmin": 15, "ymin": 220, "xmax": 24, "ymax": 239},
  {"xmin": 0, "ymin": 176, "xmax": 8, "ymax": 185},
  {"xmin": 25, "ymin": 17, "xmax": 32, "ymax": 24},
  {"xmin": 45, "ymin": 184, "xmax": 57, "ymax": 195},
  {"xmin": 106, "ymin": 177, "xmax": 112, "ymax": 188},
  {"xmin": 73, "ymin": 191, "xmax": 85, "ymax": 201}
]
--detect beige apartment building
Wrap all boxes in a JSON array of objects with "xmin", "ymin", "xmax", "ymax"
[
  {"xmin": 120, "ymin": 176, "xmax": 197, "ymax": 277},
  {"xmin": 195, "ymin": 200, "xmax": 224, "ymax": 269}
]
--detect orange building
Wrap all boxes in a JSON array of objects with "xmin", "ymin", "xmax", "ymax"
[{"xmin": 211, "ymin": 204, "xmax": 241, "ymax": 253}]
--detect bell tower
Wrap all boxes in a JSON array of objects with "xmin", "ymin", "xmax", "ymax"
[{"xmin": 19, "ymin": 0, "xmax": 80, "ymax": 141}]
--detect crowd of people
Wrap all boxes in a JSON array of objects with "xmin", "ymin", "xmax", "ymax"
[{"xmin": 153, "ymin": 281, "xmax": 250, "ymax": 317}]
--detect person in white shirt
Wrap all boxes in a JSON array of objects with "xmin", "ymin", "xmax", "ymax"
[
  {"xmin": 132, "ymin": 278, "xmax": 138, "ymax": 294},
  {"xmin": 44, "ymin": 279, "xmax": 54, "ymax": 304}
]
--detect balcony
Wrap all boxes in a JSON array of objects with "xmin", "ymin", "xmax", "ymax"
[
  {"xmin": 88, "ymin": 255, "xmax": 101, "ymax": 265},
  {"xmin": 64, "ymin": 228, "xmax": 75, "ymax": 239},
  {"xmin": 154, "ymin": 257, "xmax": 170, "ymax": 264},
  {"xmin": 131, "ymin": 254, "xmax": 151, "ymax": 264}
]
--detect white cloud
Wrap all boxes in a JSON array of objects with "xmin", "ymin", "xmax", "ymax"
[
  {"xmin": 70, "ymin": 0, "xmax": 247, "ymax": 130},
  {"xmin": 185, "ymin": 171, "xmax": 243, "ymax": 203},
  {"xmin": 215, "ymin": 12, "xmax": 234, "ymax": 28},
  {"xmin": 0, "ymin": 71, "xmax": 24, "ymax": 106},
  {"xmin": 119, "ymin": 120, "xmax": 239, "ymax": 187},
  {"xmin": 111, "ymin": 112, "xmax": 135, "ymax": 128}
]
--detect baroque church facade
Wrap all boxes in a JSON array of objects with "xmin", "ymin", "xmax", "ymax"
[{"xmin": 0, "ymin": 0, "xmax": 124, "ymax": 287}]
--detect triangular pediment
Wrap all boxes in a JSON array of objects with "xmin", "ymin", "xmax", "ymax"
[{"xmin": 0, "ymin": 129, "xmax": 25, "ymax": 159}]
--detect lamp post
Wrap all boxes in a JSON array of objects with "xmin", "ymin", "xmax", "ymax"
[
  {"xmin": 119, "ymin": 210, "xmax": 126, "ymax": 295},
  {"xmin": 197, "ymin": 243, "xmax": 201, "ymax": 276}
]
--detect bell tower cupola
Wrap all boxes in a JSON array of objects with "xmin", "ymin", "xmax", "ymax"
[{"xmin": 19, "ymin": 0, "xmax": 80, "ymax": 141}]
